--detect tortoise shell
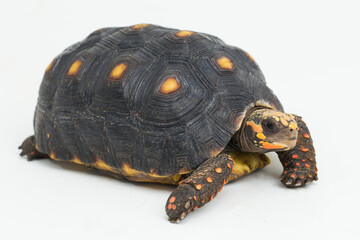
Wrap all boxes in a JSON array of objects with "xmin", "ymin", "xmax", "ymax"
[{"xmin": 34, "ymin": 24, "xmax": 282, "ymax": 182}]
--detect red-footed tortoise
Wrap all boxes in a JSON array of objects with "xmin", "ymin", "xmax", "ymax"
[{"xmin": 19, "ymin": 24, "xmax": 318, "ymax": 223}]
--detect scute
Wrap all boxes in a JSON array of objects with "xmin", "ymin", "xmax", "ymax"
[{"xmin": 34, "ymin": 24, "xmax": 282, "ymax": 179}]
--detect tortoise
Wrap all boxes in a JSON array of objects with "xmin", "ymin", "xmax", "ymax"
[{"xmin": 19, "ymin": 24, "xmax": 318, "ymax": 223}]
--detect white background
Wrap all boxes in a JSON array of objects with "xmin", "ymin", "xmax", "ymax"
[{"xmin": 0, "ymin": 0, "xmax": 359, "ymax": 239}]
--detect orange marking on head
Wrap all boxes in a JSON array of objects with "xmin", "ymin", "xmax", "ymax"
[
  {"xmin": 246, "ymin": 121, "xmax": 263, "ymax": 133},
  {"xmin": 283, "ymin": 170, "xmax": 288, "ymax": 174},
  {"xmin": 210, "ymin": 195, "xmax": 214, "ymax": 201},
  {"xmin": 45, "ymin": 60, "xmax": 55, "ymax": 73},
  {"xmin": 215, "ymin": 168, "xmax": 222, "ymax": 173},
  {"xmin": 300, "ymin": 175, "xmax": 305, "ymax": 179},
  {"xmin": 193, "ymin": 206, "xmax": 198, "ymax": 210},
  {"xmin": 193, "ymin": 196, "xmax": 197, "ymax": 200},
  {"xmin": 206, "ymin": 177, "xmax": 213, "ymax": 183},
  {"xmin": 308, "ymin": 174, "xmax": 313, "ymax": 178},
  {"xmin": 296, "ymin": 163, "xmax": 300, "ymax": 166},
  {"xmin": 303, "ymin": 133, "xmax": 310, "ymax": 138},
  {"xmin": 293, "ymin": 168, "xmax": 297, "ymax": 171},
  {"xmin": 218, "ymin": 185, "xmax": 223, "ymax": 192},
  {"xmin": 216, "ymin": 56, "xmax": 234, "ymax": 70},
  {"xmin": 131, "ymin": 24, "xmax": 149, "ymax": 29},
  {"xmin": 227, "ymin": 163, "xmax": 231, "ymax": 168},
  {"xmin": 171, "ymin": 204, "xmax": 176, "ymax": 210},
  {"xmin": 290, "ymin": 174, "xmax": 296, "ymax": 178},
  {"xmin": 176, "ymin": 30, "xmax": 194, "ymax": 38},
  {"xmin": 301, "ymin": 148, "xmax": 309, "ymax": 152},
  {"xmin": 109, "ymin": 63, "xmax": 127, "ymax": 80},
  {"xmin": 256, "ymin": 132, "xmax": 266, "ymax": 140},
  {"xmin": 169, "ymin": 196, "xmax": 176, "ymax": 203},
  {"xmin": 301, "ymin": 159, "xmax": 306, "ymax": 162},
  {"xmin": 261, "ymin": 142, "xmax": 285, "ymax": 150},
  {"xmin": 160, "ymin": 77, "xmax": 180, "ymax": 94},
  {"xmin": 292, "ymin": 154, "xmax": 298, "ymax": 159},
  {"xmin": 246, "ymin": 52, "xmax": 255, "ymax": 62},
  {"xmin": 67, "ymin": 60, "xmax": 82, "ymax": 76},
  {"xmin": 195, "ymin": 184, "xmax": 202, "ymax": 190},
  {"xmin": 167, "ymin": 204, "xmax": 172, "ymax": 210},
  {"xmin": 305, "ymin": 164, "xmax": 310, "ymax": 168}
]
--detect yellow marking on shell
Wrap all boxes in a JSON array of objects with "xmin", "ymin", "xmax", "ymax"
[
  {"xmin": 228, "ymin": 152, "xmax": 270, "ymax": 182},
  {"xmin": 121, "ymin": 163, "xmax": 184, "ymax": 185},
  {"xmin": 94, "ymin": 157, "xmax": 116, "ymax": 172},
  {"xmin": 176, "ymin": 30, "xmax": 194, "ymax": 38},
  {"xmin": 246, "ymin": 52, "xmax": 255, "ymax": 62},
  {"xmin": 160, "ymin": 77, "xmax": 180, "ymax": 94},
  {"xmin": 71, "ymin": 156, "xmax": 86, "ymax": 165},
  {"xmin": 67, "ymin": 60, "xmax": 82, "ymax": 76},
  {"xmin": 109, "ymin": 63, "xmax": 127, "ymax": 80},
  {"xmin": 273, "ymin": 116, "xmax": 280, "ymax": 121},
  {"xmin": 49, "ymin": 151, "xmax": 60, "ymax": 161},
  {"xmin": 280, "ymin": 117, "xmax": 289, "ymax": 127},
  {"xmin": 46, "ymin": 133, "xmax": 50, "ymax": 138},
  {"xmin": 256, "ymin": 132, "xmax": 266, "ymax": 140},
  {"xmin": 209, "ymin": 147, "xmax": 223, "ymax": 158},
  {"xmin": 216, "ymin": 56, "xmax": 234, "ymax": 70},
  {"xmin": 131, "ymin": 24, "xmax": 149, "ymax": 29},
  {"xmin": 45, "ymin": 60, "xmax": 55, "ymax": 73}
]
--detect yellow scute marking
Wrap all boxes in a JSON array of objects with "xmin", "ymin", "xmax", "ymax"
[
  {"xmin": 45, "ymin": 59, "xmax": 55, "ymax": 73},
  {"xmin": 246, "ymin": 52, "xmax": 255, "ymax": 62},
  {"xmin": 67, "ymin": 60, "xmax": 82, "ymax": 76},
  {"xmin": 122, "ymin": 163, "xmax": 184, "ymax": 185},
  {"xmin": 176, "ymin": 31, "xmax": 194, "ymax": 37},
  {"xmin": 160, "ymin": 77, "xmax": 180, "ymax": 94},
  {"xmin": 71, "ymin": 156, "xmax": 86, "ymax": 165},
  {"xmin": 216, "ymin": 56, "xmax": 233, "ymax": 70},
  {"xmin": 131, "ymin": 24, "xmax": 149, "ymax": 29},
  {"xmin": 109, "ymin": 63, "xmax": 127, "ymax": 80},
  {"xmin": 94, "ymin": 157, "xmax": 115, "ymax": 172}
]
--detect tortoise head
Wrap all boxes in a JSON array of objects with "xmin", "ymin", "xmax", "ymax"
[{"xmin": 239, "ymin": 109, "xmax": 298, "ymax": 153}]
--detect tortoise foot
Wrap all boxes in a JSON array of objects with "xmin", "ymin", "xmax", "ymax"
[
  {"xmin": 279, "ymin": 169, "xmax": 318, "ymax": 188},
  {"xmin": 19, "ymin": 135, "xmax": 48, "ymax": 160},
  {"xmin": 165, "ymin": 153, "xmax": 233, "ymax": 223},
  {"xmin": 166, "ymin": 184, "xmax": 197, "ymax": 223}
]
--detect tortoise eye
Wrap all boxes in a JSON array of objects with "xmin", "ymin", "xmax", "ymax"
[{"xmin": 263, "ymin": 119, "xmax": 278, "ymax": 131}]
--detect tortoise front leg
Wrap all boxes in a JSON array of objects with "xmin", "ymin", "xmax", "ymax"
[
  {"xmin": 166, "ymin": 154, "xmax": 234, "ymax": 223},
  {"xmin": 277, "ymin": 115, "xmax": 318, "ymax": 187}
]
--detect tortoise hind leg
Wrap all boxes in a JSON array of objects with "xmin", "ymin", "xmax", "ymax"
[{"xmin": 19, "ymin": 135, "xmax": 49, "ymax": 160}]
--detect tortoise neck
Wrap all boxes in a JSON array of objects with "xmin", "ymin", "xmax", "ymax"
[{"xmin": 237, "ymin": 108, "xmax": 266, "ymax": 153}]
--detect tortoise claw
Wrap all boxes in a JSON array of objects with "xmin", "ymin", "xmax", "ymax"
[{"xmin": 280, "ymin": 170, "xmax": 317, "ymax": 188}]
